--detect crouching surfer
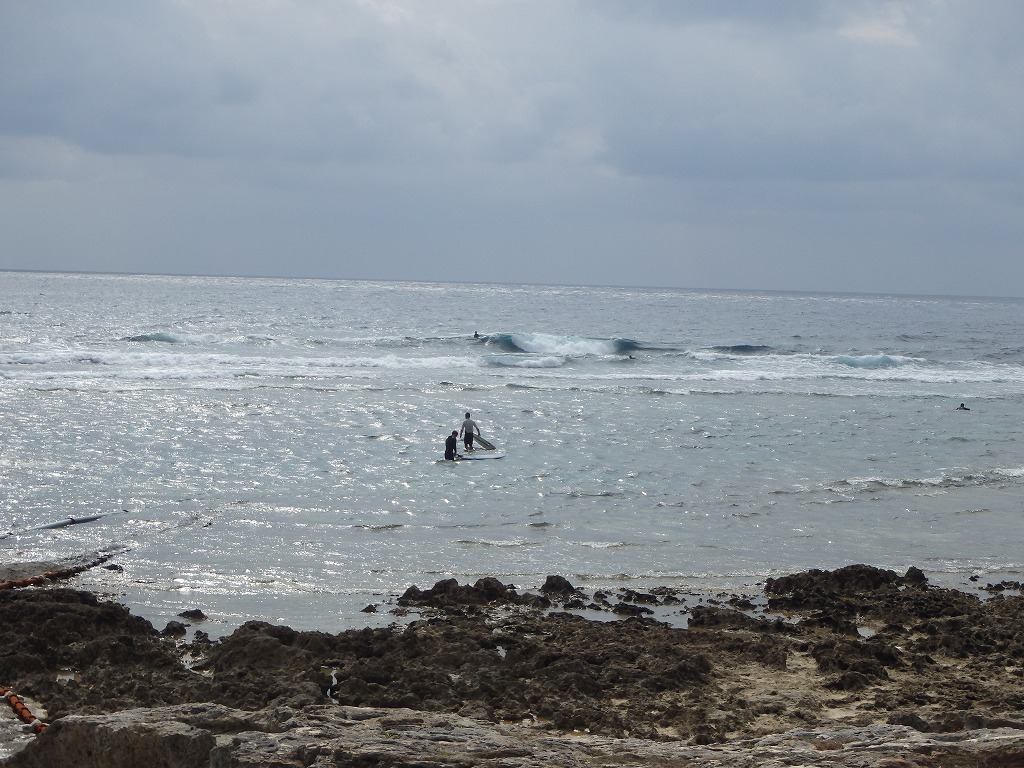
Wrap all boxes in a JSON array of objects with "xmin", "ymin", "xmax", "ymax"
[{"xmin": 444, "ymin": 430, "xmax": 460, "ymax": 461}]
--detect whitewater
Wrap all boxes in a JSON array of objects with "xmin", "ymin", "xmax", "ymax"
[{"xmin": 2, "ymin": 271, "xmax": 1023, "ymax": 636}]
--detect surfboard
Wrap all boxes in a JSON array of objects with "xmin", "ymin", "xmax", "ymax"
[
  {"xmin": 472, "ymin": 435, "xmax": 496, "ymax": 450},
  {"xmin": 459, "ymin": 451, "xmax": 505, "ymax": 460}
]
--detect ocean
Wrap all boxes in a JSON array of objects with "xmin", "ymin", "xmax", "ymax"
[{"xmin": 2, "ymin": 271, "xmax": 1022, "ymax": 636}]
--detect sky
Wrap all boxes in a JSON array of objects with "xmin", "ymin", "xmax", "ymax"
[{"xmin": 1, "ymin": 1, "xmax": 1022, "ymax": 297}]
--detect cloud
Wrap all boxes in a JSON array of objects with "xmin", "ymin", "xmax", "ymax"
[
  {"xmin": 4, "ymin": 1, "xmax": 1019, "ymax": 180},
  {"xmin": 1, "ymin": 1, "xmax": 1022, "ymax": 296}
]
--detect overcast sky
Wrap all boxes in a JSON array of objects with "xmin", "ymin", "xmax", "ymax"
[{"xmin": 1, "ymin": 1, "xmax": 1022, "ymax": 297}]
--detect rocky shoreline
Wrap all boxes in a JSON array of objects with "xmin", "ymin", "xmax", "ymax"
[{"xmin": 2, "ymin": 564, "xmax": 1024, "ymax": 766}]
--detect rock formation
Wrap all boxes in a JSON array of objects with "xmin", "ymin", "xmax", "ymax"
[{"xmin": 2, "ymin": 565, "xmax": 1023, "ymax": 766}]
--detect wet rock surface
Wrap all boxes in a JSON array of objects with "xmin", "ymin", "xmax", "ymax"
[{"xmin": 2, "ymin": 564, "xmax": 1024, "ymax": 766}]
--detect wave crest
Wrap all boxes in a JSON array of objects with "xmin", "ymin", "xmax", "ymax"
[
  {"xmin": 831, "ymin": 353, "xmax": 914, "ymax": 369},
  {"xmin": 708, "ymin": 344, "xmax": 773, "ymax": 355},
  {"xmin": 483, "ymin": 333, "xmax": 641, "ymax": 356},
  {"xmin": 124, "ymin": 332, "xmax": 182, "ymax": 344}
]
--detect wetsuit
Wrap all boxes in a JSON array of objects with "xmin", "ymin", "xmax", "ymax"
[{"xmin": 445, "ymin": 433, "xmax": 458, "ymax": 461}]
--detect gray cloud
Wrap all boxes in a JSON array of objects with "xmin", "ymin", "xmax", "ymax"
[{"xmin": 1, "ymin": 1, "xmax": 1022, "ymax": 296}]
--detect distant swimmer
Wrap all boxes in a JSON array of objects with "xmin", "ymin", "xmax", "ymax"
[
  {"xmin": 444, "ymin": 430, "xmax": 460, "ymax": 461},
  {"xmin": 474, "ymin": 331, "xmax": 480, "ymax": 339},
  {"xmin": 460, "ymin": 412, "xmax": 480, "ymax": 451},
  {"xmin": 956, "ymin": 403, "xmax": 970, "ymax": 411}
]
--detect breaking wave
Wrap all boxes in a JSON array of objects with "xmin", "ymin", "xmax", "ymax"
[
  {"xmin": 708, "ymin": 344, "xmax": 773, "ymax": 355},
  {"xmin": 482, "ymin": 333, "xmax": 642, "ymax": 356},
  {"xmin": 124, "ymin": 332, "xmax": 182, "ymax": 343},
  {"xmin": 831, "ymin": 353, "xmax": 916, "ymax": 369}
]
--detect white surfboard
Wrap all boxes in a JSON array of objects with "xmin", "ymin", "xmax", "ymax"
[{"xmin": 458, "ymin": 451, "xmax": 505, "ymax": 461}]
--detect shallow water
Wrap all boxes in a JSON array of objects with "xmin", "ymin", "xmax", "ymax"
[{"xmin": 2, "ymin": 272, "xmax": 1022, "ymax": 635}]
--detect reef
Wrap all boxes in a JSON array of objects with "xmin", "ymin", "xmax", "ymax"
[{"xmin": 2, "ymin": 564, "xmax": 1024, "ymax": 767}]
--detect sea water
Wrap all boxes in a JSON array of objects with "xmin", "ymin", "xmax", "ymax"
[{"xmin": 1, "ymin": 271, "xmax": 1023, "ymax": 636}]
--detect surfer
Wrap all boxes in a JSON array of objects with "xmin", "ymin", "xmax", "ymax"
[
  {"xmin": 460, "ymin": 412, "xmax": 480, "ymax": 451},
  {"xmin": 956, "ymin": 403, "xmax": 970, "ymax": 411},
  {"xmin": 474, "ymin": 331, "xmax": 480, "ymax": 339},
  {"xmin": 444, "ymin": 430, "xmax": 460, "ymax": 461}
]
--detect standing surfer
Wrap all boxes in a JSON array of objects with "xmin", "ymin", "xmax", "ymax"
[{"xmin": 460, "ymin": 412, "xmax": 480, "ymax": 451}]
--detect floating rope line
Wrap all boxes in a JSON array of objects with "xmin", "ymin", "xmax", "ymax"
[
  {"xmin": 0, "ymin": 512, "xmax": 118, "ymax": 540},
  {"xmin": 0, "ymin": 552, "xmax": 116, "ymax": 591},
  {"xmin": 0, "ymin": 686, "xmax": 47, "ymax": 734}
]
